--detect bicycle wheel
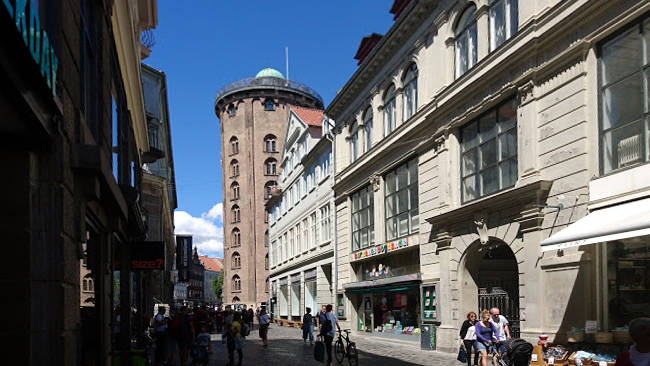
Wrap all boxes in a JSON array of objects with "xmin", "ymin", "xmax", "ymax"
[
  {"xmin": 347, "ymin": 343, "xmax": 358, "ymax": 366},
  {"xmin": 334, "ymin": 338, "xmax": 345, "ymax": 363}
]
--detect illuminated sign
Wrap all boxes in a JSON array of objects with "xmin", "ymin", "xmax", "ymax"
[
  {"xmin": 3, "ymin": 0, "xmax": 59, "ymax": 96},
  {"xmin": 352, "ymin": 237, "xmax": 409, "ymax": 260},
  {"xmin": 114, "ymin": 241, "xmax": 165, "ymax": 270}
]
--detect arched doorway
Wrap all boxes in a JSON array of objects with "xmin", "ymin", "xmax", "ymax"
[{"xmin": 463, "ymin": 241, "xmax": 520, "ymax": 338}]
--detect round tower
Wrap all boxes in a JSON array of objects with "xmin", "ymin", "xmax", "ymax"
[{"xmin": 215, "ymin": 69, "xmax": 323, "ymax": 307}]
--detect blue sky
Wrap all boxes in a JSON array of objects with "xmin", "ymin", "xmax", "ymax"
[{"xmin": 145, "ymin": 1, "xmax": 396, "ymax": 257}]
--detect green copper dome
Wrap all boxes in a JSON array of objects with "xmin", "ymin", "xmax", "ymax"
[{"xmin": 255, "ymin": 68, "xmax": 284, "ymax": 79}]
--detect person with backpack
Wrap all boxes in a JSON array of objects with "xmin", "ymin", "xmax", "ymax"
[
  {"xmin": 302, "ymin": 307, "xmax": 314, "ymax": 345},
  {"xmin": 258, "ymin": 308, "xmax": 270, "ymax": 347},
  {"xmin": 227, "ymin": 312, "xmax": 246, "ymax": 366},
  {"xmin": 320, "ymin": 304, "xmax": 340, "ymax": 366}
]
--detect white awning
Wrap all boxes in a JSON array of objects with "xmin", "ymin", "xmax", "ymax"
[{"xmin": 540, "ymin": 198, "xmax": 650, "ymax": 252}]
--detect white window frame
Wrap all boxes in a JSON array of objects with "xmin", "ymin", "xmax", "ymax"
[
  {"xmin": 351, "ymin": 185, "xmax": 374, "ymax": 252},
  {"xmin": 384, "ymin": 159, "xmax": 419, "ymax": 241},
  {"xmin": 383, "ymin": 85, "xmax": 397, "ymax": 136},
  {"xmin": 402, "ymin": 64, "xmax": 418, "ymax": 121},
  {"xmin": 320, "ymin": 204, "xmax": 331, "ymax": 242},
  {"xmin": 455, "ymin": 5, "xmax": 478, "ymax": 78},
  {"xmin": 489, "ymin": 0, "xmax": 518, "ymax": 51}
]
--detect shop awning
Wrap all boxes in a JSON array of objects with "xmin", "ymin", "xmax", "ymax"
[
  {"xmin": 540, "ymin": 198, "xmax": 650, "ymax": 252},
  {"xmin": 343, "ymin": 273, "xmax": 421, "ymax": 293}
]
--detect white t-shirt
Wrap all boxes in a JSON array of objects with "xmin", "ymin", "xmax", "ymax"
[
  {"xmin": 489, "ymin": 315, "xmax": 508, "ymax": 341},
  {"xmin": 630, "ymin": 345, "xmax": 650, "ymax": 366},
  {"xmin": 464, "ymin": 325, "xmax": 477, "ymax": 340}
]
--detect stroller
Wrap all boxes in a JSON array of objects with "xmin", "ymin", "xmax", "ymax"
[{"xmin": 496, "ymin": 338, "xmax": 534, "ymax": 366}]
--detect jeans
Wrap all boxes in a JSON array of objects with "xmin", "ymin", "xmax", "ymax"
[
  {"xmin": 325, "ymin": 335, "xmax": 334, "ymax": 364},
  {"xmin": 302, "ymin": 325, "xmax": 314, "ymax": 342},
  {"xmin": 464, "ymin": 340, "xmax": 478, "ymax": 366},
  {"xmin": 228, "ymin": 348, "xmax": 243, "ymax": 366}
]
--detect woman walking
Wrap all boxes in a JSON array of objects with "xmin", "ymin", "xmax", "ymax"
[
  {"xmin": 302, "ymin": 307, "xmax": 314, "ymax": 345},
  {"xmin": 258, "ymin": 308, "xmax": 270, "ymax": 347},
  {"xmin": 459, "ymin": 311, "xmax": 478, "ymax": 366},
  {"xmin": 475, "ymin": 309, "xmax": 499, "ymax": 366},
  {"xmin": 227, "ymin": 312, "xmax": 245, "ymax": 366}
]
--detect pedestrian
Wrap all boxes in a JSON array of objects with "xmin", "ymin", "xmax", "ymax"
[
  {"xmin": 258, "ymin": 308, "xmax": 270, "ymax": 347},
  {"xmin": 460, "ymin": 311, "xmax": 479, "ymax": 366},
  {"xmin": 302, "ymin": 307, "xmax": 314, "ymax": 345},
  {"xmin": 177, "ymin": 306, "xmax": 194, "ymax": 366},
  {"xmin": 316, "ymin": 305, "xmax": 327, "ymax": 330},
  {"xmin": 247, "ymin": 308, "xmax": 255, "ymax": 330},
  {"xmin": 616, "ymin": 317, "xmax": 650, "ymax": 366},
  {"xmin": 227, "ymin": 312, "xmax": 245, "ymax": 366},
  {"xmin": 222, "ymin": 310, "xmax": 234, "ymax": 344},
  {"xmin": 216, "ymin": 307, "xmax": 224, "ymax": 334},
  {"xmin": 153, "ymin": 306, "xmax": 168, "ymax": 365},
  {"xmin": 475, "ymin": 309, "xmax": 498, "ymax": 366},
  {"xmin": 320, "ymin": 304, "xmax": 341, "ymax": 366},
  {"xmin": 489, "ymin": 307, "xmax": 510, "ymax": 366}
]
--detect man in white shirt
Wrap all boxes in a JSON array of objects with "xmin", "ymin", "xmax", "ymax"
[
  {"xmin": 489, "ymin": 307, "xmax": 511, "ymax": 365},
  {"xmin": 153, "ymin": 306, "xmax": 169, "ymax": 364}
]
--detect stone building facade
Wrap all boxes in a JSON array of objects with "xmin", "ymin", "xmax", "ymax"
[
  {"xmin": 214, "ymin": 68, "xmax": 324, "ymax": 307},
  {"xmin": 267, "ymin": 106, "xmax": 335, "ymax": 322},
  {"xmin": 327, "ymin": 0, "xmax": 650, "ymax": 351}
]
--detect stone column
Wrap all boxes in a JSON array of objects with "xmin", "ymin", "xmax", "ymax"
[{"xmin": 516, "ymin": 81, "xmax": 540, "ymax": 186}]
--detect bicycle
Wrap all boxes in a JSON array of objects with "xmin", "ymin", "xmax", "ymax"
[{"xmin": 334, "ymin": 328, "xmax": 358, "ymax": 366}]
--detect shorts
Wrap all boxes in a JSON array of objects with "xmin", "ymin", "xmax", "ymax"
[{"xmin": 476, "ymin": 342, "xmax": 496, "ymax": 354}]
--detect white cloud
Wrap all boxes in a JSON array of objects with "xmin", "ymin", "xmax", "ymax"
[{"xmin": 174, "ymin": 204, "xmax": 224, "ymax": 258}]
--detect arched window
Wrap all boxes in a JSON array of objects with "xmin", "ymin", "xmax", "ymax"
[
  {"xmin": 264, "ymin": 98, "xmax": 275, "ymax": 111},
  {"xmin": 231, "ymin": 205, "xmax": 240, "ymax": 223},
  {"xmin": 402, "ymin": 63, "xmax": 418, "ymax": 121},
  {"xmin": 265, "ymin": 230, "xmax": 269, "ymax": 247},
  {"xmin": 265, "ymin": 253, "xmax": 269, "ymax": 269},
  {"xmin": 455, "ymin": 4, "xmax": 478, "ymax": 78},
  {"xmin": 264, "ymin": 135, "xmax": 278, "ymax": 152},
  {"xmin": 264, "ymin": 158, "xmax": 277, "ymax": 175},
  {"xmin": 489, "ymin": 0, "xmax": 518, "ymax": 50},
  {"xmin": 230, "ymin": 136, "xmax": 239, "ymax": 155},
  {"xmin": 232, "ymin": 275, "xmax": 241, "ymax": 292},
  {"xmin": 227, "ymin": 104, "xmax": 237, "ymax": 117},
  {"xmin": 383, "ymin": 84, "xmax": 396, "ymax": 136},
  {"xmin": 230, "ymin": 159, "xmax": 239, "ymax": 177},
  {"xmin": 350, "ymin": 121, "xmax": 359, "ymax": 163},
  {"xmin": 232, "ymin": 296, "xmax": 240, "ymax": 303},
  {"xmin": 88, "ymin": 279, "xmax": 94, "ymax": 291},
  {"xmin": 363, "ymin": 107, "xmax": 373, "ymax": 153},
  {"xmin": 232, "ymin": 252, "xmax": 241, "ymax": 269},
  {"xmin": 231, "ymin": 182, "xmax": 240, "ymax": 200},
  {"xmin": 231, "ymin": 228, "xmax": 241, "ymax": 247},
  {"xmin": 264, "ymin": 181, "xmax": 277, "ymax": 199}
]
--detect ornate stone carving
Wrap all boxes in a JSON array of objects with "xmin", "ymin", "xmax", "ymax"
[
  {"xmin": 370, "ymin": 175, "xmax": 381, "ymax": 191},
  {"xmin": 517, "ymin": 80, "xmax": 535, "ymax": 106},
  {"xmin": 473, "ymin": 214, "xmax": 489, "ymax": 245}
]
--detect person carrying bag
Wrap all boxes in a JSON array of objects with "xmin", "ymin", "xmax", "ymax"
[{"xmin": 314, "ymin": 335, "xmax": 325, "ymax": 362}]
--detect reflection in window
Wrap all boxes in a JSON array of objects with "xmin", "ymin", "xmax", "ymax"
[
  {"xmin": 489, "ymin": 0, "xmax": 518, "ymax": 51},
  {"xmin": 352, "ymin": 186, "xmax": 374, "ymax": 251},
  {"xmin": 363, "ymin": 107, "xmax": 373, "ymax": 153},
  {"xmin": 455, "ymin": 5, "xmax": 478, "ymax": 78},
  {"xmin": 384, "ymin": 159, "xmax": 418, "ymax": 241},
  {"xmin": 350, "ymin": 121, "xmax": 359, "ymax": 163},
  {"xmin": 461, "ymin": 98, "xmax": 517, "ymax": 202},
  {"xmin": 403, "ymin": 64, "xmax": 418, "ymax": 121},
  {"xmin": 384, "ymin": 85, "xmax": 397, "ymax": 136}
]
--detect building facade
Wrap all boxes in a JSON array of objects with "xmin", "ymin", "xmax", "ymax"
[
  {"xmin": 1, "ymin": 0, "xmax": 159, "ymax": 363},
  {"xmin": 199, "ymin": 255, "xmax": 223, "ymax": 304},
  {"xmin": 267, "ymin": 106, "xmax": 335, "ymax": 322},
  {"xmin": 188, "ymin": 248, "xmax": 205, "ymax": 305},
  {"xmin": 328, "ymin": 0, "xmax": 650, "ymax": 350},
  {"xmin": 214, "ymin": 68, "xmax": 324, "ymax": 307}
]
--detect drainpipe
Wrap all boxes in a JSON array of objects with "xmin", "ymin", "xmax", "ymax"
[{"xmin": 324, "ymin": 115, "xmax": 337, "ymax": 307}]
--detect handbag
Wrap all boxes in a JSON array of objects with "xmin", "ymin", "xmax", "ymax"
[
  {"xmin": 457, "ymin": 344, "xmax": 468, "ymax": 363},
  {"xmin": 314, "ymin": 336, "xmax": 325, "ymax": 362}
]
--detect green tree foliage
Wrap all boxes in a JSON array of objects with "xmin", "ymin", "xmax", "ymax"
[{"xmin": 211, "ymin": 273, "xmax": 223, "ymax": 302}]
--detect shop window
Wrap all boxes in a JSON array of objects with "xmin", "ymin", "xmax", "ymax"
[
  {"xmin": 402, "ymin": 63, "xmax": 418, "ymax": 121},
  {"xmin": 461, "ymin": 98, "xmax": 517, "ymax": 202},
  {"xmin": 352, "ymin": 185, "xmax": 375, "ymax": 251},
  {"xmin": 455, "ymin": 4, "xmax": 478, "ymax": 78},
  {"xmin": 230, "ymin": 136, "xmax": 239, "ymax": 155},
  {"xmin": 230, "ymin": 159, "xmax": 239, "ymax": 177},
  {"xmin": 363, "ymin": 107, "xmax": 373, "ymax": 153},
  {"xmin": 231, "ymin": 228, "xmax": 241, "ymax": 247},
  {"xmin": 383, "ymin": 84, "xmax": 397, "ymax": 136},
  {"xmin": 384, "ymin": 159, "xmax": 418, "ymax": 241},
  {"xmin": 265, "ymin": 158, "xmax": 278, "ymax": 175},
  {"xmin": 231, "ymin": 205, "xmax": 240, "ymax": 223},
  {"xmin": 231, "ymin": 181, "xmax": 240, "ymax": 200},
  {"xmin": 291, "ymin": 278, "xmax": 301, "ymax": 317},
  {"xmin": 599, "ymin": 18, "xmax": 650, "ymax": 174},
  {"xmin": 279, "ymin": 283, "xmax": 288, "ymax": 316},
  {"xmin": 264, "ymin": 135, "xmax": 277, "ymax": 152},
  {"xmin": 489, "ymin": 0, "xmax": 518, "ymax": 51},
  {"xmin": 264, "ymin": 99, "xmax": 275, "ymax": 111}
]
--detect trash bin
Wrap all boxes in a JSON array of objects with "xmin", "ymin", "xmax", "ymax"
[{"xmin": 420, "ymin": 324, "xmax": 436, "ymax": 350}]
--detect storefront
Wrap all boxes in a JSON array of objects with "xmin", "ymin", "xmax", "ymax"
[
  {"xmin": 279, "ymin": 277, "xmax": 288, "ymax": 318},
  {"xmin": 291, "ymin": 274, "xmax": 301, "ymax": 320},
  {"xmin": 304, "ymin": 268, "xmax": 318, "ymax": 313}
]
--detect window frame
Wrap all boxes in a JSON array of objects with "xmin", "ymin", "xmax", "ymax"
[
  {"xmin": 231, "ymin": 205, "xmax": 241, "ymax": 223},
  {"xmin": 265, "ymin": 158, "xmax": 278, "ymax": 176},
  {"xmin": 264, "ymin": 98, "xmax": 275, "ymax": 111},
  {"xmin": 488, "ymin": 0, "xmax": 518, "ymax": 51},
  {"xmin": 232, "ymin": 252, "xmax": 241, "ymax": 269},
  {"xmin": 320, "ymin": 204, "xmax": 331, "ymax": 243},
  {"xmin": 230, "ymin": 137, "xmax": 239, "ymax": 155},
  {"xmin": 384, "ymin": 159, "xmax": 419, "ymax": 241},
  {"xmin": 350, "ymin": 121, "xmax": 359, "ymax": 163},
  {"xmin": 351, "ymin": 185, "xmax": 375, "ymax": 252},
  {"xmin": 363, "ymin": 107, "xmax": 373, "ymax": 153},
  {"xmin": 402, "ymin": 64, "xmax": 418, "ymax": 122},
  {"xmin": 383, "ymin": 85, "xmax": 397, "ymax": 136},
  {"xmin": 231, "ymin": 228, "xmax": 241, "ymax": 247},
  {"xmin": 455, "ymin": 5, "xmax": 478, "ymax": 79},
  {"xmin": 231, "ymin": 181, "xmax": 240, "ymax": 200}
]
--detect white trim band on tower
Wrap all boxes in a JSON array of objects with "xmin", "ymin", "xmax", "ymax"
[{"xmin": 540, "ymin": 197, "xmax": 650, "ymax": 252}]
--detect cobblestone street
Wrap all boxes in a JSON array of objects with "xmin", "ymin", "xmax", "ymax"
[{"xmin": 207, "ymin": 325, "xmax": 457, "ymax": 366}]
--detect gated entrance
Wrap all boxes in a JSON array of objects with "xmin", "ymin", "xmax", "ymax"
[{"xmin": 478, "ymin": 286, "xmax": 520, "ymax": 338}]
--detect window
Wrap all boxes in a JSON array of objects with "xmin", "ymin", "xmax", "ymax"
[
  {"xmin": 88, "ymin": 279, "xmax": 93, "ymax": 291},
  {"xmin": 350, "ymin": 121, "xmax": 359, "ymax": 163},
  {"xmin": 230, "ymin": 136, "xmax": 239, "ymax": 155},
  {"xmin": 310, "ymin": 212, "xmax": 318, "ymax": 248},
  {"xmin": 599, "ymin": 19, "xmax": 650, "ymax": 174},
  {"xmin": 264, "ymin": 98, "xmax": 275, "ymax": 111},
  {"xmin": 265, "ymin": 230, "xmax": 269, "ymax": 247},
  {"xmin": 363, "ymin": 107, "xmax": 373, "ymax": 153},
  {"xmin": 228, "ymin": 104, "xmax": 237, "ymax": 117},
  {"xmin": 296, "ymin": 223, "xmax": 301, "ymax": 249},
  {"xmin": 232, "ymin": 275, "xmax": 241, "ymax": 291},
  {"xmin": 231, "ymin": 228, "xmax": 241, "ymax": 247},
  {"xmin": 232, "ymin": 252, "xmax": 241, "ymax": 269},
  {"xmin": 385, "ymin": 159, "xmax": 419, "ymax": 241},
  {"xmin": 271, "ymin": 240, "xmax": 277, "ymax": 265},
  {"xmin": 351, "ymin": 185, "xmax": 374, "ymax": 251},
  {"xmin": 264, "ymin": 135, "xmax": 277, "ymax": 152},
  {"xmin": 489, "ymin": 0, "xmax": 518, "ymax": 51},
  {"xmin": 111, "ymin": 95, "xmax": 121, "ymax": 183},
  {"xmin": 289, "ymin": 229, "xmax": 295, "ymax": 257},
  {"xmin": 384, "ymin": 85, "xmax": 397, "ymax": 136},
  {"xmin": 231, "ymin": 205, "xmax": 241, "ymax": 223},
  {"xmin": 403, "ymin": 64, "xmax": 418, "ymax": 121},
  {"xmin": 231, "ymin": 182, "xmax": 240, "ymax": 200},
  {"xmin": 455, "ymin": 5, "xmax": 478, "ymax": 78},
  {"xmin": 83, "ymin": 279, "xmax": 88, "ymax": 291},
  {"xmin": 302, "ymin": 218, "xmax": 309, "ymax": 252},
  {"xmin": 264, "ymin": 209, "xmax": 269, "ymax": 223},
  {"xmin": 266, "ymin": 277, "xmax": 270, "ymax": 293},
  {"xmin": 265, "ymin": 254, "xmax": 269, "ymax": 270},
  {"xmin": 320, "ymin": 205, "xmax": 331, "ymax": 242},
  {"xmin": 461, "ymin": 98, "xmax": 518, "ymax": 201},
  {"xmin": 81, "ymin": 0, "xmax": 98, "ymax": 136},
  {"xmin": 265, "ymin": 158, "xmax": 278, "ymax": 175},
  {"xmin": 264, "ymin": 181, "xmax": 276, "ymax": 199},
  {"xmin": 230, "ymin": 159, "xmax": 239, "ymax": 177},
  {"xmin": 283, "ymin": 233, "xmax": 288, "ymax": 260}
]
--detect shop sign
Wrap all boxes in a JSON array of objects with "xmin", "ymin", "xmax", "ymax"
[
  {"xmin": 3, "ymin": 0, "xmax": 59, "ymax": 96},
  {"xmin": 352, "ymin": 237, "xmax": 409, "ymax": 260},
  {"xmin": 176, "ymin": 235, "xmax": 192, "ymax": 282},
  {"xmin": 114, "ymin": 241, "xmax": 165, "ymax": 270}
]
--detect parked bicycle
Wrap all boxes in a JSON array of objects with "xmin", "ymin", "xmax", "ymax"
[{"xmin": 334, "ymin": 329, "xmax": 358, "ymax": 366}]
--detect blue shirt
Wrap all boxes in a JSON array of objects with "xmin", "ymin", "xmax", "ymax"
[{"xmin": 325, "ymin": 312, "xmax": 338, "ymax": 337}]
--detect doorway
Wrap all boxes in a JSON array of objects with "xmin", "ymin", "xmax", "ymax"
[{"xmin": 361, "ymin": 295, "xmax": 373, "ymax": 332}]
